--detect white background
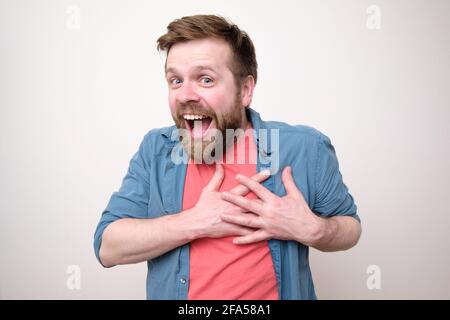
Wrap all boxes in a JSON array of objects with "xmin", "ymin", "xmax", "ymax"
[{"xmin": 1, "ymin": 0, "xmax": 449, "ymax": 299}]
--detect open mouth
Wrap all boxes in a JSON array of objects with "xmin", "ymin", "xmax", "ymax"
[{"xmin": 183, "ymin": 114, "xmax": 213, "ymax": 138}]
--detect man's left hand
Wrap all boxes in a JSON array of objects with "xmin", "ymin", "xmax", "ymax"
[{"xmin": 220, "ymin": 166, "xmax": 325, "ymax": 245}]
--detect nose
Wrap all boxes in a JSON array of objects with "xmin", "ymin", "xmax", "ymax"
[{"xmin": 177, "ymin": 81, "xmax": 200, "ymax": 104}]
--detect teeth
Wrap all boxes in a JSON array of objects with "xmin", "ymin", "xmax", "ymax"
[{"xmin": 183, "ymin": 114, "xmax": 207, "ymax": 120}]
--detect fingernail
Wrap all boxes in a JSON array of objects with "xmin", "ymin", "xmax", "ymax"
[{"xmin": 261, "ymin": 169, "xmax": 271, "ymax": 176}]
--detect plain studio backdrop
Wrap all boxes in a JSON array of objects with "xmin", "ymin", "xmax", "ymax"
[{"xmin": 1, "ymin": 0, "xmax": 449, "ymax": 299}]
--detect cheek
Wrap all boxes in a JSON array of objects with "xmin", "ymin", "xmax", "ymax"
[
  {"xmin": 203, "ymin": 90, "xmax": 234, "ymax": 113},
  {"xmin": 168, "ymin": 92, "xmax": 177, "ymax": 114}
]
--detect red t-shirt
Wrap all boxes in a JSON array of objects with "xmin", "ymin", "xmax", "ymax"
[{"xmin": 183, "ymin": 126, "xmax": 279, "ymax": 300}]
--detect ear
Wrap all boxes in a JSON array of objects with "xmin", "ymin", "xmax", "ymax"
[{"xmin": 240, "ymin": 75, "xmax": 255, "ymax": 108}]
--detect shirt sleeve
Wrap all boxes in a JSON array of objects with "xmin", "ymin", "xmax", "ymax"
[
  {"xmin": 313, "ymin": 134, "xmax": 360, "ymax": 223},
  {"xmin": 93, "ymin": 135, "xmax": 151, "ymax": 266}
]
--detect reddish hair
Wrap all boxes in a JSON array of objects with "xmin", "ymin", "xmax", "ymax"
[{"xmin": 157, "ymin": 14, "xmax": 258, "ymax": 85}]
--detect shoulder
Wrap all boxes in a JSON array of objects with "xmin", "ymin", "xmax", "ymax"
[
  {"xmin": 262, "ymin": 119, "xmax": 331, "ymax": 147},
  {"xmin": 138, "ymin": 125, "xmax": 178, "ymax": 155}
]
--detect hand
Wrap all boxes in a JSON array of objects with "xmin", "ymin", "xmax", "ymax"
[
  {"xmin": 187, "ymin": 164, "xmax": 271, "ymax": 239},
  {"xmin": 220, "ymin": 166, "xmax": 324, "ymax": 245}
]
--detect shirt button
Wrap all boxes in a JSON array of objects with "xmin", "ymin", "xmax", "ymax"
[{"xmin": 180, "ymin": 277, "xmax": 186, "ymax": 284}]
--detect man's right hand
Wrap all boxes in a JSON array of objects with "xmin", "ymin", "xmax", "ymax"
[
  {"xmin": 184, "ymin": 164, "xmax": 270, "ymax": 240},
  {"xmin": 99, "ymin": 163, "xmax": 270, "ymax": 266}
]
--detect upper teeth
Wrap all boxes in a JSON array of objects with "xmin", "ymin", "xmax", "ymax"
[{"xmin": 183, "ymin": 114, "xmax": 207, "ymax": 120}]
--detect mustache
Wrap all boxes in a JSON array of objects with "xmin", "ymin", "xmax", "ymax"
[{"xmin": 176, "ymin": 102, "xmax": 216, "ymax": 118}]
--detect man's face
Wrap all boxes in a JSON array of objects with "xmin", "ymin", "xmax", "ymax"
[{"xmin": 165, "ymin": 37, "xmax": 247, "ymax": 162}]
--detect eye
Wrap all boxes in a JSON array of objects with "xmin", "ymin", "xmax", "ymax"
[
  {"xmin": 200, "ymin": 76, "xmax": 214, "ymax": 85},
  {"xmin": 167, "ymin": 78, "xmax": 183, "ymax": 89},
  {"xmin": 169, "ymin": 78, "xmax": 182, "ymax": 87}
]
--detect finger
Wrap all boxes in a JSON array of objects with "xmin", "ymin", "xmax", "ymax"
[
  {"xmin": 229, "ymin": 169, "xmax": 271, "ymax": 196},
  {"xmin": 221, "ymin": 213, "xmax": 264, "ymax": 229},
  {"xmin": 232, "ymin": 229, "xmax": 269, "ymax": 245},
  {"xmin": 281, "ymin": 166, "xmax": 304, "ymax": 201},
  {"xmin": 228, "ymin": 224, "xmax": 258, "ymax": 237},
  {"xmin": 221, "ymin": 192, "xmax": 263, "ymax": 214},
  {"xmin": 203, "ymin": 163, "xmax": 224, "ymax": 192},
  {"xmin": 235, "ymin": 174, "xmax": 277, "ymax": 202}
]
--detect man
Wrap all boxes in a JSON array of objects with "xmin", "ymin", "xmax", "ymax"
[{"xmin": 93, "ymin": 14, "xmax": 361, "ymax": 300}]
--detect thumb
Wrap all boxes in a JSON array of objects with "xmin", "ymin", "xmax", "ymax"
[
  {"xmin": 203, "ymin": 163, "xmax": 225, "ymax": 192},
  {"xmin": 281, "ymin": 166, "xmax": 303, "ymax": 200}
]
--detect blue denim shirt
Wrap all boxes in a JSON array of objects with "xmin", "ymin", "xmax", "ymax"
[{"xmin": 93, "ymin": 108, "xmax": 360, "ymax": 300}]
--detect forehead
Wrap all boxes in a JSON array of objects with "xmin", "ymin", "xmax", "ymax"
[{"xmin": 165, "ymin": 37, "xmax": 233, "ymax": 73}]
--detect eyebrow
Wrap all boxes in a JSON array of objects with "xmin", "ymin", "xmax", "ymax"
[{"xmin": 165, "ymin": 65, "xmax": 219, "ymax": 75}]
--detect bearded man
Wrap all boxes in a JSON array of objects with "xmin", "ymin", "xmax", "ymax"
[{"xmin": 94, "ymin": 14, "xmax": 361, "ymax": 300}]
